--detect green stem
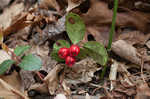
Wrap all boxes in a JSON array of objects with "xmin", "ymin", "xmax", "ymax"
[
  {"xmin": 100, "ymin": 66, "xmax": 107, "ymax": 79},
  {"xmin": 101, "ymin": 0, "xmax": 118, "ymax": 79},
  {"xmin": 107, "ymin": 0, "xmax": 118, "ymax": 51}
]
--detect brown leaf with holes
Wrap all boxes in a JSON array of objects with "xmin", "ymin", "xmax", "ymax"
[
  {"xmin": 82, "ymin": 0, "xmax": 150, "ymax": 46},
  {"xmin": 82, "ymin": 0, "xmax": 150, "ymax": 32}
]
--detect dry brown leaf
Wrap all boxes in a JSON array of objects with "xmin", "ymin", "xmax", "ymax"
[
  {"xmin": 0, "ymin": 0, "xmax": 10, "ymax": 9},
  {"xmin": 1, "ymin": 71, "xmax": 22, "ymax": 91},
  {"xmin": 118, "ymin": 31, "xmax": 149, "ymax": 45},
  {"xmin": 85, "ymin": 26, "xmax": 110, "ymax": 46},
  {"xmin": 0, "ymin": 50, "xmax": 11, "ymax": 63},
  {"xmin": 44, "ymin": 64, "xmax": 64, "ymax": 95},
  {"xmin": 0, "ymin": 3, "xmax": 24, "ymax": 29},
  {"xmin": 146, "ymin": 40, "xmax": 150, "ymax": 49},
  {"xmin": 0, "ymin": 72, "xmax": 28, "ymax": 99},
  {"xmin": 3, "ymin": 12, "xmax": 32, "ymax": 36},
  {"xmin": 135, "ymin": 83, "xmax": 150, "ymax": 99},
  {"xmin": 30, "ymin": 83, "xmax": 48, "ymax": 93},
  {"xmin": 81, "ymin": 0, "xmax": 150, "ymax": 46},
  {"xmin": 66, "ymin": 0, "xmax": 83, "ymax": 12},
  {"xmin": 20, "ymin": 70, "xmax": 35, "ymax": 90},
  {"xmin": 82, "ymin": 0, "xmax": 150, "ymax": 32},
  {"xmin": 113, "ymin": 82, "xmax": 136, "ymax": 97},
  {"xmin": 112, "ymin": 40, "xmax": 141, "ymax": 65},
  {"xmin": 65, "ymin": 58, "xmax": 100, "ymax": 84},
  {"xmin": 40, "ymin": 0, "xmax": 60, "ymax": 11},
  {"xmin": 33, "ymin": 58, "xmax": 99, "ymax": 95}
]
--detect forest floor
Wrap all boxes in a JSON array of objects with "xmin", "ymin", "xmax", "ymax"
[{"xmin": 0, "ymin": 0, "xmax": 150, "ymax": 99}]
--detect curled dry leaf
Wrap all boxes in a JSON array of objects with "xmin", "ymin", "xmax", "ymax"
[
  {"xmin": 146, "ymin": 40, "xmax": 150, "ymax": 49},
  {"xmin": 31, "ymin": 58, "xmax": 99, "ymax": 95},
  {"xmin": 30, "ymin": 83, "xmax": 48, "ymax": 94},
  {"xmin": 112, "ymin": 40, "xmax": 141, "ymax": 65},
  {"xmin": 66, "ymin": 0, "xmax": 83, "ymax": 12},
  {"xmin": 0, "ymin": 3, "xmax": 24, "ymax": 29},
  {"xmin": 44, "ymin": 64, "xmax": 64, "ymax": 95}
]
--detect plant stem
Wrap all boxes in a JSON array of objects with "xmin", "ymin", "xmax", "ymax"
[
  {"xmin": 101, "ymin": 0, "xmax": 118, "ymax": 79},
  {"xmin": 100, "ymin": 66, "xmax": 107, "ymax": 79},
  {"xmin": 107, "ymin": 0, "xmax": 118, "ymax": 51}
]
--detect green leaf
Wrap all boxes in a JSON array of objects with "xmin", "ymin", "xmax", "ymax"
[
  {"xmin": 50, "ymin": 50, "xmax": 65, "ymax": 62},
  {"xmin": 53, "ymin": 40, "xmax": 70, "ymax": 51},
  {"xmin": 0, "ymin": 60, "xmax": 14, "ymax": 75},
  {"xmin": 66, "ymin": 13, "xmax": 85, "ymax": 44},
  {"xmin": 14, "ymin": 45, "xmax": 30, "ymax": 56},
  {"xmin": 83, "ymin": 41, "xmax": 108, "ymax": 66},
  {"xmin": 19, "ymin": 54, "xmax": 42, "ymax": 71},
  {"xmin": 76, "ymin": 48, "xmax": 88, "ymax": 59}
]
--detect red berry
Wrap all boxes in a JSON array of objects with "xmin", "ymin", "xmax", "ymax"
[
  {"xmin": 58, "ymin": 47, "xmax": 69, "ymax": 59},
  {"xmin": 65, "ymin": 56, "xmax": 75, "ymax": 67},
  {"xmin": 69, "ymin": 45, "xmax": 80, "ymax": 57}
]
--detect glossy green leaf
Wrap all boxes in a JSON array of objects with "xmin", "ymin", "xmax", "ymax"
[
  {"xmin": 0, "ymin": 60, "xmax": 14, "ymax": 75},
  {"xmin": 76, "ymin": 48, "xmax": 88, "ymax": 59},
  {"xmin": 53, "ymin": 40, "xmax": 70, "ymax": 51},
  {"xmin": 19, "ymin": 54, "xmax": 42, "ymax": 71},
  {"xmin": 50, "ymin": 50, "xmax": 65, "ymax": 62},
  {"xmin": 83, "ymin": 41, "xmax": 108, "ymax": 66},
  {"xmin": 14, "ymin": 45, "xmax": 30, "ymax": 56},
  {"xmin": 66, "ymin": 13, "xmax": 85, "ymax": 44}
]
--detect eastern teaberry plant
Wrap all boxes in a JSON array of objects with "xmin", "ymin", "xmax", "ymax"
[
  {"xmin": 0, "ymin": 45, "xmax": 42, "ymax": 75},
  {"xmin": 51, "ymin": 13, "xmax": 108, "ymax": 67}
]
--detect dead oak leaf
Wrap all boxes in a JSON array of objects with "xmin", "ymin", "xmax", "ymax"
[{"xmin": 82, "ymin": 0, "xmax": 150, "ymax": 32}]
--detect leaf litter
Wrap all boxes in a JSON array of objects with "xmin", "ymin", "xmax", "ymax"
[{"xmin": 0, "ymin": 0, "xmax": 150, "ymax": 99}]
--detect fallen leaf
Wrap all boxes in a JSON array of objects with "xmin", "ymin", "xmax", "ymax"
[
  {"xmin": 112, "ymin": 40, "xmax": 141, "ymax": 65},
  {"xmin": 118, "ymin": 31, "xmax": 150, "ymax": 45},
  {"xmin": 0, "ymin": 50, "xmax": 11, "ymax": 64},
  {"xmin": 0, "ymin": 71, "xmax": 28, "ymax": 99},
  {"xmin": 82, "ymin": 0, "xmax": 150, "ymax": 32},
  {"xmin": 135, "ymin": 83, "xmax": 150, "ymax": 99},
  {"xmin": 0, "ymin": 3, "xmax": 24, "ymax": 29},
  {"xmin": 66, "ymin": 0, "xmax": 83, "ymax": 12},
  {"xmin": 65, "ymin": 58, "xmax": 100, "ymax": 84},
  {"xmin": 44, "ymin": 64, "xmax": 64, "ymax": 95},
  {"xmin": 146, "ymin": 40, "xmax": 150, "ymax": 49},
  {"xmin": 39, "ymin": 0, "xmax": 60, "ymax": 11}
]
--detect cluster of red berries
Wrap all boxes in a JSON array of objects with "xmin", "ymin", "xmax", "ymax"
[{"xmin": 58, "ymin": 45, "xmax": 80, "ymax": 67}]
